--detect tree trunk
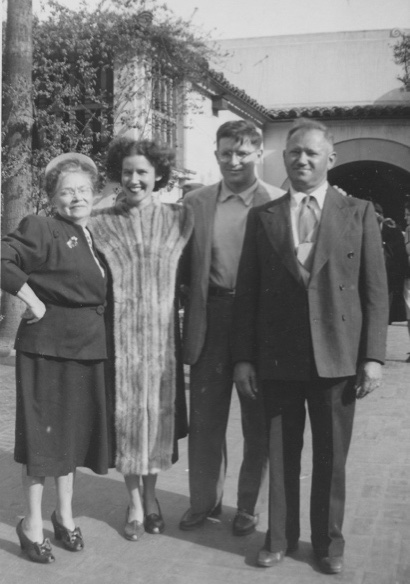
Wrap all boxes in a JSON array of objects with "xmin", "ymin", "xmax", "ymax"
[{"xmin": 0, "ymin": 0, "xmax": 33, "ymax": 353}]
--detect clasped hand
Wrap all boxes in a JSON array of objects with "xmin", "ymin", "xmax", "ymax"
[
  {"xmin": 233, "ymin": 361, "xmax": 258, "ymax": 400},
  {"xmin": 22, "ymin": 301, "xmax": 46, "ymax": 324}
]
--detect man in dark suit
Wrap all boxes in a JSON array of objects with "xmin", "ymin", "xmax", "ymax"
[
  {"xmin": 373, "ymin": 203, "xmax": 408, "ymax": 323},
  {"xmin": 232, "ymin": 118, "xmax": 389, "ymax": 574},
  {"xmin": 179, "ymin": 120, "xmax": 284, "ymax": 535}
]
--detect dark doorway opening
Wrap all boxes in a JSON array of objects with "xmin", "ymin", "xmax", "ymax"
[{"xmin": 329, "ymin": 161, "xmax": 410, "ymax": 228}]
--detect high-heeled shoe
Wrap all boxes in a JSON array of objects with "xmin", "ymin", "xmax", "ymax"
[
  {"xmin": 124, "ymin": 507, "xmax": 145, "ymax": 541},
  {"xmin": 16, "ymin": 518, "xmax": 55, "ymax": 564},
  {"xmin": 51, "ymin": 511, "xmax": 84, "ymax": 551},
  {"xmin": 144, "ymin": 499, "xmax": 165, "ymax": 534}
]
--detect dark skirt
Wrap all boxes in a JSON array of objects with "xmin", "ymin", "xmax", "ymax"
[{"xmin": 15, "ymin": 351, "xmax": 115, "ymax": 477}]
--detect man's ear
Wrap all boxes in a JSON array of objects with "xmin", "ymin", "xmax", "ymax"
[{"xmin": 327, "ymin": 151, "xmax": 337, "ymax": 170}]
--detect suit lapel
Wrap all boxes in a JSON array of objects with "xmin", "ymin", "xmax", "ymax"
[
  {"xmin": 193, "ymin": 183, "xmax": 219, "ymax": 264},
  {"xmin": 252, "ymin": 182, "xmax": 272, "ymax": 207},
  {"xmin": 310, "ymin": 187, "xmax": 352, "ymax": 281},
  {"xmin": 260, "ymin": 194, "xmax": 303, "ymax": 284}
]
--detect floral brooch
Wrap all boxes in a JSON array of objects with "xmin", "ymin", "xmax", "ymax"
[{"xmin": 67, "ymin": 236, "xmax": 78, "ymax": 249}]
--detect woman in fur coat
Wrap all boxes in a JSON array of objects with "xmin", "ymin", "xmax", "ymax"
[{"xmin": 90, "ymin": 138, "xmax": 193, "ymax": 540}]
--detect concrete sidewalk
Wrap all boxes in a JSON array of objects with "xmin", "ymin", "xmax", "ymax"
[{"xmin": 0, "ymin": 324, "xmax": 409, "ymax": 584}]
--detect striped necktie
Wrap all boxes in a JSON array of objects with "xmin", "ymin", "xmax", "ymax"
[{"xmin": 297, "ymin": 195, "xmax": 318, "ymax": 272}]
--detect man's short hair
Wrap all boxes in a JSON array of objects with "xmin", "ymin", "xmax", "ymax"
[
  {"xmin": 216, "ymin": 120, "xmax": 262, "ymax": 149},
  {"xmin": 286, "ymin": 117, "xmax": 334, "ymax": 148}
]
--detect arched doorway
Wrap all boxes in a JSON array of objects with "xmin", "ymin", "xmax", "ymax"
[{"xmin": 329, "ymin": 161, "xmax": 410, "ymax": 228}]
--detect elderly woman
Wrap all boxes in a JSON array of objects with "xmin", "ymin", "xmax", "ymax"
[
  {"xmin": 90, "ymin": 138, "xmax": 193, "ymax": 541},
  {"xmin": 1, "ymin": 153, "xmax": 112, "ymax": 563}
]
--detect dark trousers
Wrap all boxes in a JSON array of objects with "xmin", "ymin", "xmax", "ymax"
[
  {"xmin": 188, "ymin": 295, "xmax": 268, "ymax": 515},
  {"xmin": 262, "ymin": 377, "xmax": 356, "ymax": 558}
]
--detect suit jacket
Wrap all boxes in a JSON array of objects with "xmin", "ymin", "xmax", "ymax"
[
  {"xmin": 1, "ymin": 215, "xmax": 107, "ymax": 360},
  {"xmin": 182, "ymin": 179, "xmax": 285, "ymax": 365},
  {"xmin": 231, "ymin": 187, "xmax": 389, "ymax": 380}
]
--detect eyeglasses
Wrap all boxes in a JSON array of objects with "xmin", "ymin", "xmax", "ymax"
[
  {"xmin": 58, "ymin": 186, "xmax": 93, "ymax": 197},
  {"xmin": 216, "ymin": 149, "xmax": 259, "ymax": 163}
]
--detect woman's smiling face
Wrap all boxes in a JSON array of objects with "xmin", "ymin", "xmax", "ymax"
[
  {"xmin": 121, "ymin": 155, "xmax": 160, "ymax": 207},
  {"xmin": 53, "ymin": 171, "xmax": 94, "ymax": 226}
]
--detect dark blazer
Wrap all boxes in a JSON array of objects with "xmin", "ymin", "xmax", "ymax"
[
  {"xmin": 181, "ymin": 179, "xmax": 285, "ymax": 365},
  {"xmin": 231, "ymin": 187, "xmax": 389, "ymax": 380},
  {"xmin": 1, "ymin": 214, "xmax": 107, "ymax": 360}
]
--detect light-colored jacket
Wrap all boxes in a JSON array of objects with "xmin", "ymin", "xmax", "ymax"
[{"xmin": 182, "ymin": 179, "xmax": 284, "ymax": 365}]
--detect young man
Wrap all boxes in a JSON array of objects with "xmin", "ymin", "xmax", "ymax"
[{"xmin": 180, "ymin": 120, "xmax": 284, "ymax": 535}]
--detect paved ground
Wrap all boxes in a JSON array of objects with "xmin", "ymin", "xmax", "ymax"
[{"xmin": 0, "ymin": 323, "xmax": 409, "ymax": 584}]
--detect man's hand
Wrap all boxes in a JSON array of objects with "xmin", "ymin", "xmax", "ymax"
[
  {"xmin": 233, "ymin": 361, "xmax": 258, "ymax": 400},
  {"xmin": 354, "ymin": 360, "xmax": 382, "ymax": 399}
]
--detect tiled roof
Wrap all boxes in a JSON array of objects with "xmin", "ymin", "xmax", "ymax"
[
  {"xmin": 267, "ymin": 104, "xmax": 410, "ymax": 120},
  {"xmin": 206, "ymin": 70, "xmax": 410, "ymax": 121},
  {"xmin": 208, "ymin": 69, "xmax": 272, "ymax": 117}
]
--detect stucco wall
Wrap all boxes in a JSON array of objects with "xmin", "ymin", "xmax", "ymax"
[{"xmin": 216, "ymin": 29, "xmax": 410, "ymax": 109}]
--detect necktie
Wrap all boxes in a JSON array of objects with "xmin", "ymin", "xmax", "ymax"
[
  {"xmin": 297, "ymin": 196, "xmax": 318, "ymax": 273},
  {"xmin": 298, "ymin": 195, "xmax": 318, "ymax": 243}
]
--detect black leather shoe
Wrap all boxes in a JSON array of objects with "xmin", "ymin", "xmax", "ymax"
[
  {"xmin": 51, "ymin": 511, "xmax": 84, "ymax": 551},
  {"xmin": 179, "ymin": 503, "xmax": 222, "ymax": 531},
  {"xmin": 232, "ymin": 510, "xmax": 259, "ymax": 536},
  {"xmin": 286, "ymin": 541, "xmax": 299, "ymax": 554},
  {"xmin": 256, "ymin": 548, "xmax": 285, "ymax": 567},
  {"xmin": 144, "ymin": 499, "xmax": 165, "ymax": 534},
  {"xmin": 16, "ymin": 519, "xmax": 55, "ymax": 564},
  {"xmin": 317, "ymin": 556, "xmax": 343, "ymax": 574},
  {"xmin": 209, "ymin": 502, "xmax": 222, "ymax": 518},
  {"xmin": 124, "ymin": 508, "xmax": 145, "ymax": 541}
]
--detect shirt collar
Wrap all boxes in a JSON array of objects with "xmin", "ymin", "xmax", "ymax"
[
  {"xmin": 290, "ymin": 181, "xmax": 329, "ymax": 210},
  {"xmin": 219, "ymin": 179, "xmax": 258, "ymax": 206}
]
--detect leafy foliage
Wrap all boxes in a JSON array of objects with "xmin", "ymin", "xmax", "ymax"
[
  {"xmin": 2, "ymin": 0, "xmax": 221, "ymax": 212},
  {"xmin": 393, "ymin": 32, "xmax": 410, "ymax": 90}
]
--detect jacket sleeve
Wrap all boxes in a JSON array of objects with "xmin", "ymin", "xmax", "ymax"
[
  {"xmin": 231, "ymin": 208, "xmax": 260, "ymax": 365},
  {"xmin": 359, "ymin": 202, "xmax": 389, "ymax": 362},
  {"xmin": 178, "ymin": 197, "xmax": 195, "ymax": 290},
  {"xmin": 1, "ymin": 216, "xmax": 50, "ymax": 296}
]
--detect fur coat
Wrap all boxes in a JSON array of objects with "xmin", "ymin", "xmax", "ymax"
[{"xmin": 90, "ymin": 198, "xmax": 193, "ymax": 475}]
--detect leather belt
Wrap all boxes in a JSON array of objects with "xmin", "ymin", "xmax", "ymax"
[
  {"xmin": 46, "ymin": 303, "xmax": 105, "ymax": 315},
  {"xmin": 208, "ymin": 285, "xmax": 235, "ymax": 298}
]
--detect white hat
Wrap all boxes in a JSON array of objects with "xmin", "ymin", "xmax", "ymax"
[{"xmin": 45, "ymin": 152, "xmax": 97, "ymax": 178}]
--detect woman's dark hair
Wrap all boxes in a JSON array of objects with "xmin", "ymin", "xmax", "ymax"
[
  {"xmin": 106, "ymin": 137, "xmax": 175, "ymax": 191},
  {"xmin": 45, "ymin": 159, "xmax": 99, "ymax": 198}
]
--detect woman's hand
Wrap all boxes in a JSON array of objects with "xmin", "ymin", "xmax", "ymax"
[
  {"xmin": 17, "ymin": 283, "xmax": 46, "ymax": 324},
  {"xmin": 22, "ymin": 301, "xmax": 46, "ymax": 324}
]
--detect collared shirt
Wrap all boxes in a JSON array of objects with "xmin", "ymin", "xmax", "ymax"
[
  {"xmin": 209, "ymin": 180, "xmax": 258, "ymax": 289},
  {"xmin": 290, "ymin": 181, "xmax": 328, "ymax": 249}
]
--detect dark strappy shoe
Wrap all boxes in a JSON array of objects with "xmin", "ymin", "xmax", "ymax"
[
  {"xmin": 16, "ymin": 518, "xmax": 55, "ymax": 564},
  {"xmin": 144, "ymin": 499, "xmax": 165, "ymax": 534},
  {"xmin": 51, "ymin": 511, "xmax": 84, "ymax": 551}
]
